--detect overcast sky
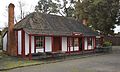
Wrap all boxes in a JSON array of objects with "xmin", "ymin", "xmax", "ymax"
[
  {"xmin": 0, "ymin": 0, "xmax": 120, "ymax": 33},
  {"xmin": 0, "ymin": 0, "xmax": 39, "ymax": 28}
]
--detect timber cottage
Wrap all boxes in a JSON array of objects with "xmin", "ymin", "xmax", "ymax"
[{"xmin": 3, "ymin": 3, "xmax": 100, "ymax": 59}]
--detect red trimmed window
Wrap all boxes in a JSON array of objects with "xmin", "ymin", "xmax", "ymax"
[
  {"xmin": 68, "ymin": 37, "xmax": 79, "ymax": 47},
  {"xmin": 35, "ymin": 36, "xmax": 44, "ymax": 49},
  {"xmin": 87, "ymin": 37, "xmax": 92, "ymax": 46},
  {"xmin": 69, "ymin": 38, "xmax": 73, "ymax": 47},
  {"xmin": 74, "ymin": 38, "xmax": 79, "ymax": 47}
]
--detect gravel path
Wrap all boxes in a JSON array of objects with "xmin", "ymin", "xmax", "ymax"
[{"xmin": 2, "ymin": 46, "xmax": 120, "ymax": 72}]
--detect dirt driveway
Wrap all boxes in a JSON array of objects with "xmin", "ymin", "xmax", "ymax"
[{"xmin": 3, "ymin": 46, "xmax": 120, "ymax": 72}]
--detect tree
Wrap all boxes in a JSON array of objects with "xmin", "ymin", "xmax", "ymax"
[
  {"xmin": 35, "ymin": 0, "xmax": 59, "ymax": 14},
  {"xmin": 35, "ymin": 0, "xmax": 75, "ymax": 17},
  {"xmin": 18, "ymin": 1, "xmax": 26, "ymax": 20},
  {"xmin": 59, "ymin": 0, "xmax": 75, "ymax": 17},
  {"xmin": 75, "ymin": 0, "xmax": 120, "ymax": 35}
]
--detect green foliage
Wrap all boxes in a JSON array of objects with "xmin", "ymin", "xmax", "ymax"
[
  {"xmin": 103, "ymin": 41, "xmax": 112, "ymax": 47},
  {"xmin": 75, "ymin": 0, "xmax": 120, "ymax": 35},
  {"xmin": 35, "ymin": 0, "xmax": 59, "ymax": 14},
  {"xmin": 35, "ymin": 0, "xmax": 75, "ymax": 17}
]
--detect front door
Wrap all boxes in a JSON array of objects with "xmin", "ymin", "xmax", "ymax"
[{"xmin": 52, "ymin": 37, "xmax": 61, "ymax": 52}]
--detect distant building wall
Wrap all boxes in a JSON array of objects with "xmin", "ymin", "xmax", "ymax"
[{"xmin": 104, "ymin": 36, "xmax": 120, "ymax": 46}]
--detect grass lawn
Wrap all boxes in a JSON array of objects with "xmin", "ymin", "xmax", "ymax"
[
  {"xmin": 0, "ymin": 52, "xmax": 44, "ymax": 70},
  {"xmin": 0, "ymin": 51, "xmax": 104, "ymax": 71}
]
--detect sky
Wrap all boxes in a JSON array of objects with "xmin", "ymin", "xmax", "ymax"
[
  {"xmin": 0, "ymin": 0, "xmax": 39, "ymax": 29},
  {"xmin": 0, "ymin": 0, "xmax": 120, "ymax": 33}
]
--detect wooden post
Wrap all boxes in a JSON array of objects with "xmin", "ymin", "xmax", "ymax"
[{"xmin": 22, "ymin": 30, "xmax": 25, "ymax": 58}]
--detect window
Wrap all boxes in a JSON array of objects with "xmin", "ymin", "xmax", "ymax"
[
  {"xmin": 87, "ymin": 37, "xmax": 92, "ymax": 46},
  {"xmin": 35, "ymin": 36, "xmax": 44, "ymax": 49},
  {"xmin": 68, "ymin": 37, "xmax": 79, "ymax": 47},
  {"xmin": 74, "ymin": 38, "xmax": 79, "ymax": 47},
  {"xmin": 69, "ymin": 38, "xmax": 73, "ymax": 47}
]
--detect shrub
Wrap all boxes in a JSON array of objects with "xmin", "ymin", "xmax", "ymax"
[{"xmin": 103, "ymin": 41, "xmax": 112, "ymax": 47}]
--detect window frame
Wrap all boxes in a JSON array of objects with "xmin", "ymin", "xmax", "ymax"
[
  {"xmin": 87, "ymin": 37, "xmax": 93, "ymax": 50},
  {"xmin": 35, "ymin": 36, "xmax": 45, "ymax": 49}
]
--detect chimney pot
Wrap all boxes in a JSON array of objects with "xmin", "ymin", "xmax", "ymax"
[{"xmin": 8, "ymin": 3, "xmax": 15, "ymax": 8}]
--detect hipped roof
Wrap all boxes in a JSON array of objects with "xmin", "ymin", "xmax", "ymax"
[{"xmin": 14, "ymin": 12, "xmax": 98, "ymax": 36}]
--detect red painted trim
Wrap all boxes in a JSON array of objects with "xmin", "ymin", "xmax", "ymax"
[
  {"xmin": 60, "ymin": 37, "xmax": 62, "ymax": 51},
  {"xmin": 29, "ymin": 35, "xmax": 32, "ymax": 60},
  {"xmin": 29, "ymin": 34, "xmax": 83, "ymax": 37},
  {"xmin": 16, "ymin": 31, "xmax": 18, "ymax": 56},
  {"xmin": 21, "ymin": 30, "xmax": 25, "ymax": 58}
]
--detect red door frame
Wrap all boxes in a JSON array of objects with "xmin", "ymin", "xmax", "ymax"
[{"xmin": 52, "ymin": 36, "xmax": 62, "ymax": 52}]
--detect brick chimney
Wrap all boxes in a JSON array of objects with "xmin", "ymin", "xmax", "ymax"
[
  {"xmin": 7, "ymin": 3, "xmax": 17, "ymax": 56},
  {"xmin": 82, "ymin": 18, "xmax": 87, "ymax": 26}
]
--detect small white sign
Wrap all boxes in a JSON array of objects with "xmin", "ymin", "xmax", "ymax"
[{"xmin": 96, "ymin": 36, "xmax": 101, "ymax": 38}]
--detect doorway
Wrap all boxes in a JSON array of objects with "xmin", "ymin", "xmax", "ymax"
[{"xmin": 52, "ymin": 37, "xmax": 61, "ymax": 52}]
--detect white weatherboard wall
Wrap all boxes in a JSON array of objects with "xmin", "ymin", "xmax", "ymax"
[
  {"xmin": 88, "ymin": 38, "xmax": 94, "ymax": 50},
  {"xmin": 36, "ymin": 48, "xmax": 44, "ymax": 52},
  {"xmin": 92, "ymin": 38, "xmax": 94, "ymax": 49},
  {"xmin": 84, "ymin": 37, "xmax": 87, "ymax": 50},
  {"xmin": 62, "ymin": 37, "xmax": 67, "ymax": 52},
  {"xmin": 25, "ymin": 33, "xmax": 34, "ymax": 55},
  {"xmin": 3, "ymin": 33, "xmax": 7, "ymax": 51},
  {"xmin": 74, "ymin": 46, "xmax": 79, "ymax": 51},
  {"xmin": 18, "ymin": 31, "xmax": 22, "ymax": 54},
  {"xmin": 45, "ymin": 37, "xmax": 52, "ymax": 52},
  {"xmin": 25, "ymin": 33, "xmax": 29, "ymax": 55},
  {"xmin": 31, "ymin": 36, "xmax": 35, "ymax": 53},
  {"xmin": 84, "ymin": 37, "xmax": 94, "ymax": 50}
]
